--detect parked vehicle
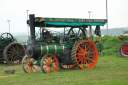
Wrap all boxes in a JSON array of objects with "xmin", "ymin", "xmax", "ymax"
[
  {"xmin": 22, "ymin": 14, "xmax": 107, "ymax": 73},
  {"xmin": 0, "ymin": 33, "xmax": 25, "ymax": 65},
  {"xmin": 118, "ymin": 36, "xmax": 128, "ymax": 57}
]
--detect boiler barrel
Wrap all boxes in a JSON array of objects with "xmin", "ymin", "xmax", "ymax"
[{"xmin": 40, "ymin": 43, "xmax": 64, "ymax": 56}]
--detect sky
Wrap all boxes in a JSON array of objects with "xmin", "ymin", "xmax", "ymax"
[{"xmin": 0, "ymin": 0, "xmax": 128, "ymax": 33}]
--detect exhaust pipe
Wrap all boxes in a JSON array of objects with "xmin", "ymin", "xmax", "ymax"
[{"xmin": 29, "ymin": 14, "xmax": 36, "ymax": 43}]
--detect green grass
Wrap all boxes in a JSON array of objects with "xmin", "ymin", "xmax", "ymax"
[
  {"xmin": 1, "ymin": 35, "xmax": 128, "ymax": 85},
  {"xmin": 0, "ymin": 55, "xmax": 128, "ymax": 85}
]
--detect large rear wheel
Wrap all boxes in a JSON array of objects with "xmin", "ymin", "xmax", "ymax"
[{"xmin": 71, "ymin": 40, "xmax": 98, "ymax": 69}]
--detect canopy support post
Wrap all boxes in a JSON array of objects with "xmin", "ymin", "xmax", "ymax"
[{"xmin": 89, "ymin": 26, "xmax": 92, "ymax": 41}]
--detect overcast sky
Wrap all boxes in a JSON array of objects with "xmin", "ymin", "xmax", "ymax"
[{"xmin": 0, "ymin": 0, "xmax": 128, "ymax": 33}]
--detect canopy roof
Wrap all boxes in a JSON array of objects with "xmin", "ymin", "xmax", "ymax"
[{"xmin": 27, "ymin": 17, "xmax": 107, "ymax": 27}]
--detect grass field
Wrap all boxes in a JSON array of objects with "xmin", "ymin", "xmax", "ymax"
[{"xmin": 0, "ymin": 55, "xmax": 128, "ymax": 85}]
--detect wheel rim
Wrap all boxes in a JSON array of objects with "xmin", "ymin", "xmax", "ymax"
[
  {"xmin": 61, "ymin": 64, "xmax": 74, "ymax": 69},
  {"xmin": 22, "ymin": 55, "xmax": 39, "ymax": 73},
  {"xmin": 41, "ymin": 54, "xmax": 59, "ymax": 74},
  {"xmin": 5, "ymin": 43, "xmax": 25, "ymax": 65},
  {"xmin": 122, "ymin": 45, "xmax": 128, "ymax": 55},
  {"xmin": 75, "ymin": 40, "xmax": 98, "ymax": 69},
  {"xmin": 68, "ymin": 27, "xmax": 86, "ymax": 47}
]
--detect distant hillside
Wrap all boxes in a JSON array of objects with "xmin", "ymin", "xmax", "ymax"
[
  {"xmin": 101, "ymin": 27, "xmax": 128, "ymax": 36},
  {"xmin": 1, "ymin": 27, "xmax": 127, "ymax": 42}
]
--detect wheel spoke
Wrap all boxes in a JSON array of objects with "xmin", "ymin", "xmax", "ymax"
[
  {"xmin": 89, "ymin": 55, "xmax": 94, "ymax": 57},
  {"xmin": 78, "ymin": 46, "xmax": 84, "ymax": 53},
  {"xmin": 10, "ymin": 58, "xmax": 13, "ymax": 63},
  {"xmin": 81, "ymin": 60, "xmax": 83, "ymax": 67},
  {"xmin": 88, "ymin": 60, "xmax": 91, "ymax": 65},
  {"xmin": 50, "ymin": 67, "xmax": 53, "ymax": 72},
  {"xmin": 17, "ymin": 49, "xmax": 23, "ymax": 52},
  {"xmin": 78, "ymin": 28, "xmax": 80, "ymax": 35},
  {"xmin": 83, "ymin": 60, "xmax": 85, "ymax": 67},
  {"xmin": 25, "ymin": 58, "xmax": 29, "ymax": 62},
  {"xmin": 7, "ymin": 51, "xmax": 13, "ymax": 54},
  {"xmin": 51, "ymin": 58, "xmax": 56, "ymax": 62},
  {"xmin": 85, "ymin": 61, "xmax": 89, "ymax": 67},
  {"xmin": 31, "ymin": 67, "xmax": 33, "ymax": 72},
  {"xmin": 77, "ymin": 57, "xmax": 83, "ymax": 62},
  {"xmin": 86, "ymin": 44, "xmax": 91, "ymax": 51},
  {"xmin": 76, "ymin": 56, "xmax": 82, "ymax": 60},
  {"xmin": 11, "ymin": 46, "xmax": 15, "ymax": 51},
  {"xmin": 43, "ymin": 64, "xmax": 47, "ymax": 66},
  {"xmin": 44, "ymin": 66, "xmax": 48, "ymax": 71},
  {"xmin": 27, "ymin": 67, "xmax": 30, "ymax": 72},
  {"xmin": 89, "ymin": 51, "xmax": 96, "ymax": 54},
  {"xmin": 24, "ymin": 65, "xmax": 29, "ymax": 69},
  {"xmin": 47, "ymin": 56, "xmax": 49, "ymax": 62},
  {"xmin": 88, "ymin": 47, "xmax": 92, "ymax": 53},
  {"xmin": 50, "ymin": 55, "xmax": 52, "ymax": 61},
  {"xmin": 53, "ymin": 62, "xmax": 57, "ymax": 65},
  {"xmin": 79, "ymin": 36, "xmax": 85, "ymax": 39},
  {"xmin": 47, "ymin": 67, "xmax": 50, "ymax": 74},
  {"xmin": 52, "ymin": 66, "xmax": 56, "ymax": 70},
  {"xmin": 32, "ymin": 66, "xmax": 36, "ymax": 70},
  {"xmin": 72, "ymin": 30, "xmax": 76, "ymax": 36},
  {"xmin": 7, "ymin": 55, "xmax": 13, "ymax": 59},
  {"xmin": 88, "ymin": 58, "xmax": 95, "ymax": 63},
  {"xmin": 31, "ymin": 58, "xmax": 33, "ymax": 62},
  {"xmin": 23, "ymin": 62, "xmax": 29, "ymax": 65},
  {"xmin": 69, "ymin": 37, "xmax": 75, "ymax": 39},
  {"xmin": 76, "ymin": 53, "xmax": 83, "ymax": 56},
  {"xmin": 82, "ymin": 42, "xmax": 84, "ymax": 49},
  {"xmin": 84, "ymin": 43, "xmax": 87, "ymax": 51},
  {"xmin": 34, "ymin": 66, "xmax": 39, "ymax": 72}
]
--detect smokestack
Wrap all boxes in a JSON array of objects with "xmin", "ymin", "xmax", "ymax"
[{"xmin": 29, "ymin": 14, "xmax": 36, "ymax": 43}]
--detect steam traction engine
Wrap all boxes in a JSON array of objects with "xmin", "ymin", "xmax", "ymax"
[
  {"xmin": 22, "ymin": 14, "xmax": 107, "ymax": 73},
  {"xmin": 0, "ymin": 33, "xmax": 25, "ymax": 65}
]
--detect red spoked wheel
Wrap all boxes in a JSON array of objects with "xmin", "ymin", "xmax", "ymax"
[
  {"xmin": 60, "ymin": 64, "xmax": 74, "ymax": 69},
  {"xmin": 40, "ymin": 54, "xmax": 59, "ymax": 74},
  {"xmin": 22, "ymin": 55, "xmax": 39, "ymax": 73},
  {"xmin": 3, "ymin": 42, "xmax": 25, "ymax": 65},
  {"xmin": 71, "ymin": 40, "xmax": 98, "ymax": 69},
  {"xmin": 122, "ymin": 45, "xmax": 128, "ymax": 55},
  {"xmin": 118, "ymin": 42, "xmax": 128, "ymax": 57}
]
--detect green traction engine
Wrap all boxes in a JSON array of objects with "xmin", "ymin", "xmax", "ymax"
[
  {"xmin": 22, "ymin": 14, "xmax": 107, "ymax": 73},
  {"xmin": 0, "ymin": 33, "xmax": 25, "ymax": 65}
]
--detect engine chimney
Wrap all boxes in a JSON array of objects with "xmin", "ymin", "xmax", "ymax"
[{"xmin": 29, "ymin": 14, "xmax": 36, "ymax": 43}]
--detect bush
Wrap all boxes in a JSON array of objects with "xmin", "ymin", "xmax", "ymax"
[{"xmin": 94, "ymin": 35, "xmax": 125, "ymax": 56}]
